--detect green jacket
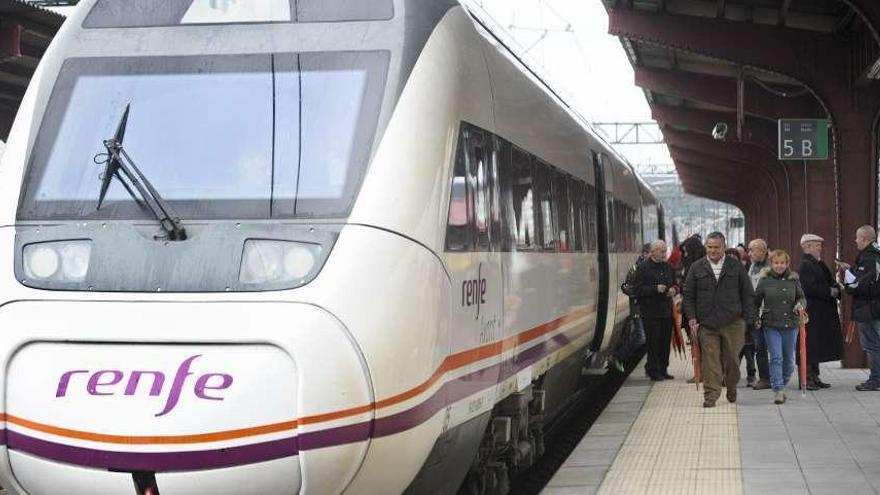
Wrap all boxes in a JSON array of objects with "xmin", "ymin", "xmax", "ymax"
[{"xmin": 753, "ymin": 268, "xmax": 807, "ymax": 330}]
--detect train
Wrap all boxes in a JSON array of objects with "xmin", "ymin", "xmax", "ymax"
[{"xmin": 0, "ymin": 1, "xmax": 664, "ymax": 494}]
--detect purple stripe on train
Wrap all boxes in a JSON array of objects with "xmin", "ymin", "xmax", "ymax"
[{"xmin": 1, "ymin": 323, "xmax": 584, "ymax": 471}]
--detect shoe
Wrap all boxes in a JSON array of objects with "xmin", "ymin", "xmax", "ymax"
[
  {"xmin": 814, "ymin": 377, "xmax": 831, "ymax": 389},
  {"xmin": 752, "ymin": 379, "xmax": 770, "ymax": 390},
  {"xmin": 805, "ymin": 380, "xmax": 821, "ymax": 391},
  {"xmin": 727, "ymin": 391, "xmax": 737, "ymax": 403},
  {"xmin": 703, "ymin": 399, "xmax": 716, "ymax": 408},
  {"xmin": 649, "ymin": 374, "xmax": 664, "ymax": 382},
  {"xmin": 663, "ymin": 373, "xmax": 675, "ymax": 380},
  {"xmin": 609, "ymin": 356, "xmax": 625, "ymax": 373},
  {"xmin": 774, "ymin": 391, "xmax": 786, "ymax": 404},
  {"xmin": 856, "ymin": 381, "xmax": 880, "ymax": 391},
  {"xmin": 746, "ymin": 376, "xmax": 756, "ymax": 388}
]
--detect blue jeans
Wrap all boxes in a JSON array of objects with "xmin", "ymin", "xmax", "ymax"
[
  {"xmin": 858, "ymin": 320, "xmax": 880, "ymax": 383},
  {"xmin": 764, "ymin": 327, "xmax": 798, "ymax": 392}
]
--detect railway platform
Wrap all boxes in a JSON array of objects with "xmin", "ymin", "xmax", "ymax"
[{"xmin": 543, "ymin": 353, "xmax": 880, "ymax": 495}]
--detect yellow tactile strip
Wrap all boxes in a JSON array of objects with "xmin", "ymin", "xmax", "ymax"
[{"xmin": 597, "ymin": 352, "xmax": 743, "ymax": 495}]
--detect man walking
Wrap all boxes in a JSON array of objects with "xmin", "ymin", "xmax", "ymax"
[
  {"xmin": 748, "ymin": 239, "xmax": 772, "ymax": 390},
  {"xmin": 633, "ymin": 240, "xmax": 677, "ymax": 380},
  {"xmin": 841, "ymin": 226, "xmax": 880, "ymax": 391},
  {"xmin": 683, "ymin": 232, "xmax": 755, "ymax": 408}
]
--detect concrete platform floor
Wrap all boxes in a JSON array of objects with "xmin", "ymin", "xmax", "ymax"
[{"xmin": 544, "ymin": 351, "xmax": 880, "ymax": 495}]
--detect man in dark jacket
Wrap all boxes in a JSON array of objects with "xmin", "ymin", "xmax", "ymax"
[
  {"xmin": 842, "ymin": 225, "xmax": 880, "ymax": 391},
  {"xmin": 633, "ymin": 240, "xmax": 677, "ymax": 380},
  {"xmin": 797, "ymin": 233, "xmax": 843, "ymax": 390},
  {"xmin": 683, "ymin": 232, "xmax": 756, "ymax": 407}
]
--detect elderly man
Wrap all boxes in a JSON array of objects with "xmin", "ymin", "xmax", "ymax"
[
  {"xmin": 632, "ymin": 240, "xmax": 678, "ymax": 381},
  {"xmin": 797, "ymin": 234, "xmax": 843, "ymax": 390},
  {"xmin": 841, "ymin": 226, "xmax": 880, "ymax": 391},
  {"xmin": 684, "ymin": 232, "xmax": 755, "ymax": 407},
  {"xmin": 748, "ymin": 239, "xmax": 772, "ymax": 389}
]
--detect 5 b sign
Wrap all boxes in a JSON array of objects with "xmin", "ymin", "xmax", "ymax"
[{"xmin": 778, "ymin": 119, "xmax": 829, "ymax": 160}]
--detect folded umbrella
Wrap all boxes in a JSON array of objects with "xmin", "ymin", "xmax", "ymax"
[
  {"xmin": 671, "ymin": 299, "xmax": 686, "ymax": 357},
  {"xmin": 799, "ymin": 310, "xmax": 810, "ymax": 397}
]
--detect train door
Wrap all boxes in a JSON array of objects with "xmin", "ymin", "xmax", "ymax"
[
  {"xmin": 590, "ymin": 151, "xmax": 617, "ymax": 352},
  {"xmin": 445, "ymin": 123, "xmax": 504, "ymax": 425}
]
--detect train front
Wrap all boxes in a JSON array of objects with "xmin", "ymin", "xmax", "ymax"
[{"xmin": 0, "ymin": 1, "xmax": 451, "ymax": 494}]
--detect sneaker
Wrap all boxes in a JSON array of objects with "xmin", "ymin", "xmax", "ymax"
[
  {"xmin": 703, "ymin": 399, "xmax": 716, "ymax": 408},
  {"xmin": 746, "ymin": 376, "xmax": 756, "ymax": 388},
  {"xmin": 774, "ymin": 391, "xmax": 786, "ymax": 404},
  {"xmin": 752, "ymin": 379, "xmax": 771, "ymax": 390},
  {"xmin": 856, "ymin": 381, "xmax": 880, "ymax": 391}
]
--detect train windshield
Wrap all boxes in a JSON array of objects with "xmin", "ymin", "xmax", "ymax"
[{"xmin": 17, "ymin": 52, "xmax": 389, "ymax": 221}]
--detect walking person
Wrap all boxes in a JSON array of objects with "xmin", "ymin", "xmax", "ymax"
[
  {"xmin": 797, "ymin": 234, "xmax": 843, "ymax": 390},
  {"xmin": 748, "ymin": 239, "xmax": 772, "ymax": 390},
  {"xmin": 612, "ymin": 244, "xmax": 651, "ymax": 373},
  {"xmin": 754, "ymin": 250, "xmax": 807, "ymax": 404},
  {"xmin": 683, "ymin": 232, "xmax": 755, "ymax": 407},
  {"xmin": 633, "ymin": 240, "xmax": 678, "ymax": 381},
  {"xmin": 840, "ymin": 225, "xmax": 880, "ymax": 391},
  {"xmin": 727, "ymin": 247, "xmax": 757, "ymax": 385}
]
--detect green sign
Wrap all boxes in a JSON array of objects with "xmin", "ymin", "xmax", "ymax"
[{"xmin": 778, "ymin": 119, "xmax": 829, "ymax": 160}]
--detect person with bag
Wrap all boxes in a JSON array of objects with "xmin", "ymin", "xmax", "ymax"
[
  {"xmin": 754, "ymin": 250, "xmax": 807, "ymax": 404},
  {"xmin": 632, "ymin": 240, "xmax": 678, "ymax": 381}
]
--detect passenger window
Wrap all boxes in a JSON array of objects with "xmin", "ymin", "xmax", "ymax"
[
  {"xmin": 534, "ymin": 160, "xmax": 556, "ymax": 252},
  {"xmin": 446, "ymin": 131, "xmax": 474, "ymax": 252},
  {"xmin": 493, "ymin": 138, "xmax": 514, "ymax": 251},
  {"xmin": 570, "ymin": 179, "xmax": 585, "ymax": 252},
  {"xmin": 511, "ymin": 147, "xmax": 537, "ymax": 250},
  {"xmin": 552, "ymin": 171, "xmax": 572, "ymax": 252},
  {"xmin": 468, "ymin": 130, "xmax": 491, "ymax": 251}
]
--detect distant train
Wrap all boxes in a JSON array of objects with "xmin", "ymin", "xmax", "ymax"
[{"xmin": 0, "ymin": 1, "xmax": 663, "ymax": 494}]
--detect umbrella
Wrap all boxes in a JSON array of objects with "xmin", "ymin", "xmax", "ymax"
[
  {"xmin": 690, "ymin": 322, "xmax": 702, "ymax": 390},
  {"xmin": 799, "ymin": 310, "xmax": 810, "ymax": 397},
  {"xmin": 671, "ymin": 299, "xmax": 686, "ymax": 357}
]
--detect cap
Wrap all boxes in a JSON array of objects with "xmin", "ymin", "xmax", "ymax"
[{"xmin": 800, "ymin": 233, "xmax": 824, "ymax": 245}]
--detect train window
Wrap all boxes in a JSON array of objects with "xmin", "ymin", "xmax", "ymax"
[
  {"xmin": 18, "ymin": 52, "xmax": 389, "ymax": 221},
  {"xmin": 493, "ymin": 138, "xmax": 514, "ymax": 251},
  {"xmin": 446, "ymin": 131, "xmax": 475, "ymax": 252},
  {"xmin": 552, "ymin": 171, "xmax": 572, "ymax": 253},
  {"xmin": 511, "ymin": 147, "xmax": 537, "ymax": 250},
  {"xmin": 83, "ymin": 0, "xmax": 393, "ymax": 28},
  {"xmin": 570, "ymin": 179, "xmax": 585, "ymax": 252},
  {"xmin": 584, "ymin": 183, "xmax": 598, "ymax": 252},
  {"xmin": 534, "ymin": 160, "xmax": 557, "ymax": 252}
]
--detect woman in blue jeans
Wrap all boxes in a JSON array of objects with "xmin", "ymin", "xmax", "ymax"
[{"xmin": 754, "ymin": 250, "xmax": 807, "ymax": 404}]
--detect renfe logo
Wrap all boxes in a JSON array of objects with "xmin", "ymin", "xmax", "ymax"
[{"xmin": 54, "ymin": 354, "xmax": 234, "ymax": 417}]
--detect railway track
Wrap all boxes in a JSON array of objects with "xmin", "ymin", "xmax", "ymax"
[{"xmin": 509, "ymin": 350, "xmax": 645, "ymax": 495}]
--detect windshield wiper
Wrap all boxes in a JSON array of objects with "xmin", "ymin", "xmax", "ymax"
[{"xmin": 95, "ymin": 104, "xmax": 188, "ymax": 241}]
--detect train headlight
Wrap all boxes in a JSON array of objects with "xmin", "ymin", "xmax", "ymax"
[
  {"xmin": 240, "ymin": 240, "xmax": 322, "ymax": 285},
  {"xmin": 23, "ymin": 241, "xmax": 92, "ymax": 282}
]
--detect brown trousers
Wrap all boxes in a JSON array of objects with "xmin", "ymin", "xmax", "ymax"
[{"xmin": 700, "ymin": 319, "xmax": 746, "ymax": 401}]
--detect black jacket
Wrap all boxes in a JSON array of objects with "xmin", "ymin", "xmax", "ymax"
[
  {"xmin": 845, "ymin": 244, "xmax": 880, "ymax": 322},
  {"xmin": 797, "ymin": 253, "xmax": 843, "ymax": 362},
  {"xmin": 683, "ymin": 256, "xmax": 756, "ymax": 328},
  {"xmin": 632, "ymin": 258, "xmax": 676, "ymax": 319}
]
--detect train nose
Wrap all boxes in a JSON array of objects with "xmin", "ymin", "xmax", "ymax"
[{"xmin": 0, "ymin": 301, "xmax": 373, "ymax": 495}]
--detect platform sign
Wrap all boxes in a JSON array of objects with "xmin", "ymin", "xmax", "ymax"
[{"xmin": 778, "ymin": 119, "xmax": 829, "ymax": 160}]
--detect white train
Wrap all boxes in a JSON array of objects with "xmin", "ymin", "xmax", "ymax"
[{"xmin": 0, "ymin": 1, "xmax": 664, "ymax": 494}]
